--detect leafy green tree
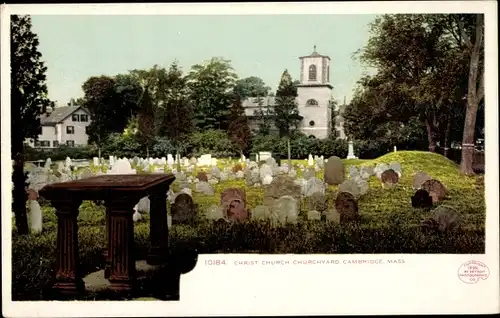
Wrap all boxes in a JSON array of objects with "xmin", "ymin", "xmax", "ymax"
[
  {"xmin": 352, "ymin": 14, "xmax": 479, "ymax": 157},
  {"xmin": 234, "ymin": 76, "xmax": 271, "ymax": 99},
  {"xmin": 11, "ymin": 15, "xmax": 54, "ymax": 234},
  {"xmin": 228, "ymin": 94, "xmax": 251, "ymax": 155},
  {"xmin": 82, "ymin": 76, "xmax": 123, "ymax": 157},
  {"xmin": 274, "ymin": 69, "xmax": 302, "ymax": 138},
  {"xmin": 187, "ymin": 57, "xmax": 238, "ymax": 130},
  {"xmin": 136, "ymin": 86, "xmax": 156, "ymax": 157},
  {"xmin": 157, "ymin": 61, "xmax": 194, "ymax": 152}
]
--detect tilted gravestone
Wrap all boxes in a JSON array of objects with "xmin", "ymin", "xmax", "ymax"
[
  {"xmin": 335, "ymin": 191, "xmax": 359, "ymax": 223},
  {"xmin": 412, "ymin": 171, "xmax": 431, "ymax": 190},
  {"xmin": 324, "ymin": 156, "xmax": 345, "ymax": 185},
  {"xmin": 421, "ymin": 179, "xmax": 446, "ymax": 204},
  {"xmin": 421, "ymin": 205, "xmax": 462, "ymax": 233}
]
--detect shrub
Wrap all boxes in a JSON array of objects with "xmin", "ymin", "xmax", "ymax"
[
  {"xmin": 24, "ymin": 144, "xmax": 98, "ymax": 162},
  {"xmin": 186, "ymin": 129, "xmax": 237, "ymax": 158},
  {"xmin": 150, "ymin": 137, "xmax": 177, "ymax": 157},
  {"xmin": 101, "ymin": 133, "xmax": 144, "ymax": 158}
]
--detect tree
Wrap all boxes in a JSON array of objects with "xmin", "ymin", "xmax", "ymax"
[
  {"xmin": 233, "ymin": 76, "xmax": 271, "ymax": 99},
  {"xmin": 82, "ymin": 76, "xmax": 123, "ymax": 157},
  {"xmin": 228, "ymin": 94, "xmax": 251, "ymax": 155},
  {"xmin": 353, "ymin": 14, "xmax": 475, "ymax": 154},
  {"xmin": 136, "ymin": 86, "xmax": 156, "ymax": 157},
  {"xmin": 274, "ymin": 69, "xmax": 302, "ymax": 167},
  {"xmin": 187, "ymin": 57, "xmax": 238, "ymax": 130},
  {"xmin": 157, "ymin": 61, "xmax": 194, "ymax": 149},
  {"xmin": 11, "ymin": 15, "xmax": 54, "ymax": 234},
  {"xmin": 455, "ymin": 14, "xmax": 484, "ymax": 175},
  {"xmin": 253, "ymin": 97, "xmax": 274, "ymax": 135},
  {"xmin": 274, "ymin": 69, "xmax": 302, "ymax": 137}
]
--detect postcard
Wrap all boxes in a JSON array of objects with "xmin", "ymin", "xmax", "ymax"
[{"xmin": 1, "ymin": 1, "xmax": 498, "ymax": 316}]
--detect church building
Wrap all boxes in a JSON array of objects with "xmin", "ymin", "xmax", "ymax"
[{"xmin": 242, "ymin": 46, "xmax": 346, "ymax": 139}]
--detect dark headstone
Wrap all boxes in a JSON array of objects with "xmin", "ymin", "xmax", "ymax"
[
  {"xmin": 421, "ymin": 179, "xmax": 446, "ymax": 204},
  {"xmin": 324, "ymin": 156, "xmax": 345, "ymax": 185},
  {"xmin": 421, "ymin": 206, "xmax": 461, "ymax": 233},
  {"xmin": 196, "ymin": 171, "xmax": 208, "ymax": 182},
  {"xmin": 411, "ymin": 189, "xmax": 433, "ymax": 208},
  {"xmin": 171, "ymin": 193, "xmax": 197, "ymax": 225},
  {"xmin": 272, "ymin": 153, "xmax": 281, "ymax": 166},
  {"xmin": 381, "ymin": 169, "xmax": 399, "ymax": 186},
  {"xmin": 335, "ymin": 191, "xmax": 359, "ymax": 223}
]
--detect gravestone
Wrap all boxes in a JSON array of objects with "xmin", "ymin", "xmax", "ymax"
[
  {"xmin": 303, "ymin": 167, "xmax": 316, "ymax": 180},
  {"xmin": 360, "ymin": 166, "xmax": 374, "ymax": 179},
  {"xmin": 274, "ymin": 195, "xmax": 299, "ymax": 225},
  {"xmin": 220, "ymin": 188, "xmax": 248, "ymax": 222},
  {"xmin": 303, "ymin": 177, "xmax": 326, "ymax": 197},
  {"xmin": 338, "ymin": 179, "xmax": 361, "ymax": 199},
  {"xmin": 262, "ymin": 174, "xmax": 273, "ymax": 185},
  {"xmin": 304, "ymin": 192, "xmax": 328, "ymax": 214},
  {"xmin": 381, "ymin": 169, "xmax": 399, "ymax": 188},
  {"xmin": 374, "ymin": 163, "xmax": 389, "ymax": 179},
  {"xmin": 412, "ymin": 171, "xmax": 431, "ymax": 190},
  {"xmin": 335, "ymin": 191, "xmax": 359, "ymax": 223},
  {"xmin": 171, "ymin": 193, "xmax": 197, "ymax": 225},
  {"xmin": 259, "ymin": 151, "xmax": 272, "ymax": 162},
  {"xmin": 307, "ymin": 210, "xmax": 322, "ymax": 221},
  {"xmin": 251, "ymin": 205, "xmax": 270, "ymax": 221},
  {"xmin": 205, "ymin": 205, "xmax": 225, "ymax": 221},
  {"xmin": 353, "ymin": 177, "xmax": 369, "ymax": 196},
  {"xmin": 411, "ymin": 189, "xmax": 433, "ymax": 208},
  {"xmin": 196, "ymin": 171, "xmax": 208, "ymax": 182},
  {"xmin": 421, "ymin": 179, "xmax": 446, "ymax": 204},
  {"xmin": 29, "ymin": 199, "xmax": 43, "ymax": 233},
  {"xmin": 348, "ymin": 166, "xmax": 360, "ymax": 179},
  {"xmin": 324, "ymin": 156, "xmax": 345, "ymax": 185},
  {"xmin": 259, "ymin": 164, "xmax": 273, "ymax": 180},
  {"xmin": 210, "ymin": 166, "xmax": 221, "ymax": 179},
  {"xmin": 346, "ymin": 141, "xmax": 357, "ymax": 159},
  {"xmin": 421, "ymin": 206, "xmax": 461, "ymax": 232},
  {"xmin": 263, "ymin": 175, "xmax": 302, "ymax": 210},
  {"xmin": 80, "ymin": 168, "xmax": 93, "ymax": 179},
  {"xmin": 388, "ymin": 162, "xmax": 402, "ymax": 177},
  {"xmin": 195, "ymin": 181, "xmax": 215, "ymax": 195}
]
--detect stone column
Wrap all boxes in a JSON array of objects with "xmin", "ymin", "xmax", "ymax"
[
  {"xmin": 103, "ymin": 207, "xmax": 111, "ymax": 279},
  {"xmin": 104, "ymin": 199, "xmax": 137, "ymax": 292},
  {"xmin": 52, "ymin": 199, "xmax": 84, "ymax": 296},
  {"xmin": 147, "ymin": 190, "xmax": 169, "ymax": 265}
]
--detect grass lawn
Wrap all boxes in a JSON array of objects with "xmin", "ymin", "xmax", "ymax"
[{"xmin": 12, "ymin": 151, "xmax": 485, "ymax": 300}]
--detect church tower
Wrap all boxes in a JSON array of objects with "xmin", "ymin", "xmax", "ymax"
[{"xmin": 296, "ymin": 46, "xmax": 333, "ymax": 139}]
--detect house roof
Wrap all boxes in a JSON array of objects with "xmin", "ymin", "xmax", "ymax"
[
  {"xmin": 242, "ymin": 96, "xmax": 276, "ymax": 107},
  {"xmin": 40, "ymin": 106, "xmax": 89, "ymax": 126}
]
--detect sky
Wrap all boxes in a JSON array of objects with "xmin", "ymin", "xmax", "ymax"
[{"xmin": 30, "ymin": 14, "xmax": 379, "ymax": 106}]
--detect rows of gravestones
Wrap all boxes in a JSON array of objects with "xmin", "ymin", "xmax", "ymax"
[{"xmin": 22, "ymin": 151, "xmax": 462, "ymax": 234}]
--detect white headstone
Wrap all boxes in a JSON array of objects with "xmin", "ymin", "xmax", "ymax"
[{"xmin": 347, "ymin": 141, "xmax": 357, "ymax": 159}]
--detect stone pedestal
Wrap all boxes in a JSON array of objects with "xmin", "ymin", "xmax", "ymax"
[{"xmin": 39, "ymin": 174, "xmax": 175, "ymax": 298}]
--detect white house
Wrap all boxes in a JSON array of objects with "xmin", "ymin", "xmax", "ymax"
[
  {"xmin": 26, "ymin": 105, "xmax": 92, "ymax": 148},
  {"xmin": 242, "ymin": 46, "xmax": 346, "ymax": 139}
]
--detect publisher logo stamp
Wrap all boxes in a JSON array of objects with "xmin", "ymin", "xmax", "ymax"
[{"xmin": 458, "ymin": 260, "xmax": 490, "ymax": 284}]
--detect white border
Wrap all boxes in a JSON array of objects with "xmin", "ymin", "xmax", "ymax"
[{"xmin": 1, "ymin": 2, "xmax": 498, "ymax": 316}]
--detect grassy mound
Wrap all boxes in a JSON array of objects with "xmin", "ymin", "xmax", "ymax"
[{"xmin": 11, "ymin": 151, "xmax": 485, "ymax": 300}]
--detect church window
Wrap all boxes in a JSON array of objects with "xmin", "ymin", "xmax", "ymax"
[
  {"xmin": 306, "ymin": 99, "xmax": 319, "ymax": 107},
  {"xmin": 309, "ymin": 64, "xmax": 317, "ymax": 81},
  {"xmin": 309, "ymin": 120, "xmax": 315, "ymax": 127}
]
